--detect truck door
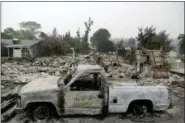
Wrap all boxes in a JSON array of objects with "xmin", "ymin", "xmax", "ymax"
[{"xmin": 64, "ymin": 72, "xmax": 104, "ymax": 115}]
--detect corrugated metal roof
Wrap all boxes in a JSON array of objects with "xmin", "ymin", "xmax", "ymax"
[{"xmin": 1, "ymin": 39, "xmax": 40, "ymax": 47}]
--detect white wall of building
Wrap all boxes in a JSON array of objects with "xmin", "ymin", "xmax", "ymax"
[{"xmin": 13, "ymin": 48, "xmax": 22, "ymax": 58}]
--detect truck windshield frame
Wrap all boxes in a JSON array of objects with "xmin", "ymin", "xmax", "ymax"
[
  {"xmin": 57, "ymin": 69, "xmax": 77, "ymax": 87},
  {"xmin": 64, "ymin": 70, "xmax": 76, "ymax": 85}
]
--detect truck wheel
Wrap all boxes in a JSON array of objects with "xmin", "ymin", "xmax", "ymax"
[
  {"xmin": 33, "ymin": 105, "xmax": 51, "ymax": 121},
  {"xmin": 133, "ymin": 104, "xmax": 148, "ymax": 116}
]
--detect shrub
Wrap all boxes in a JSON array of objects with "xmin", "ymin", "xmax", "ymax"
[{"xmin": 40, "ymin": 37, "xmax": 69, "ymax": 56}]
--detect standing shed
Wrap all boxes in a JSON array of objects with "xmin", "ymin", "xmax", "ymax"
[{"xmin": 1, "ymin": 39, "xmax": 39, "ymax": 58}]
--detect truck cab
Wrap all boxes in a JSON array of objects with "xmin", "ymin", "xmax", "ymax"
[{"xmin": 58, "ymin": 64, "xmax": 107, "ymax": 115}]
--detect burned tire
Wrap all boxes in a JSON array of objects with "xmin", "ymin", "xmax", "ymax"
[
  {"xmin": 132, "ymin": 104, "xmax": 148, "ymax": 116},
  {"xmin": 33, "ymin": 105, "xmax": 51, "ymax": 121}
]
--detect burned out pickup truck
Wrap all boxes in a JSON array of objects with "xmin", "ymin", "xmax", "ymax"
[{"xmin": 15, "ymin": 64, "xmax": 173, "ymax": 121}]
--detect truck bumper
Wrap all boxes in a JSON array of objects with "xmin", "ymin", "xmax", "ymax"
[{"xmin": 15, "ymin": 107, "xmax": 24, "ymax": 114}]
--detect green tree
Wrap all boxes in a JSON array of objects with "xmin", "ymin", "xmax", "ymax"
[
  {"xmin": 152, "ymin": 31, "xmax": 173, "ymax": 52},
  {"xmin": 52, "ymin": 27, "xmax": 57, "ymax": 37},
  {"xmin": 178, "ymin": 34, "xmax": 185, "ymax": 54},
  {"xmin": 1, "ymin": 27, "xmax": 16, "ymax": 39},
  {"xmin": 90, "ymin": 28, "xmax": 115, "ymax": 52},
  {"xmin": 137, "ymin": 26, "xmax": 156, "ymax": 49},
  {"xmin": 115, "ymin": 39, "xmax": 124, "ymax": 50},
  {"xmin": 19, "ymin": 30, "xmax": 34, "ymax": 40},
  {"xmin": 83, "ymin": 17, "xmax": 94, "ymax": 43},
  {"xmin": 39, "ymin": 30, "xmax": 69, "ymax": 56},
  {"xmin": 71, "ymin": 28, "xmax": 81, "ymax": 53},
  {"xmin": 15, "ymin": 33, "xmax": 24, "ymax": 40},
  {"xmin": 63, "ymin": 31, "xmax": 71, "ymax": 42},
  {"xmin": 1, "ymin": 32, "xmax": 13, "ymax": 39},
  {"xmin": 19, "ymin": 21, "xmax": 41, "ymax": 40},
  {"xmin": 136, "ymin": 26, "xmax": 173, "ymax": 52},
  {"xmin": 40, "ymin": 37, "xmax": 68, "ymax": 56},
  {"xmin": 81, "ymin": 17, "xmax": 94, "ymax": 54},
  {"xmin": 127, "ymin": 38, "xmax": 136, "ymax": 49},
  {"xmin": 1, "ymin": 27, "xmax": 25, "ymax": 39},
  {"xmin": 61, "ymin": 30, "xmax": 81, "ymax": 53},
  {"xmin": 39, "ymin": 32, "xmax": 48, "ymax": 40},
  {"xmin": 4, "ymin": 27, "xmax": 16, "ymax": 36},
  {"xmin": 76, "ymin": 28, "xmax": 80, "ymax": 40}
]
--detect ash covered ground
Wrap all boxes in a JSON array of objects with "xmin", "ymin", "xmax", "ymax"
[{"xmin": 1, "ymin": 55, "xmax": 184, "ymax": 123}]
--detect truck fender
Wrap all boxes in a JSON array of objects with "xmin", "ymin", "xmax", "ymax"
[
  {"xmin": 25, "ymin": 102, "xmax": 58, "ymax": 116},
  {"xmin": 126, "ymin": 99, "xmax": 153, "ymax": 113}
]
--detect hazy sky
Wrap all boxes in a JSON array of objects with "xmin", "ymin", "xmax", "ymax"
[{"xmin": 1, "ymin": 2, "xmax": 184, "ymax": 39}]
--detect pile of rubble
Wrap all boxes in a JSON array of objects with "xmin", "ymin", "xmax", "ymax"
[
  {"xmin": 1, "ymin": 56, "xmax": 69, "ymax": 83},
  {"xmin": 2, "ymin": 54, "xmax": 184, "ymax": 89}
]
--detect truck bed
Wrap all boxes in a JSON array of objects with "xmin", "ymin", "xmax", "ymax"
[{"xmin": 107, "ymin": 78, "xmax": 138, "ymax": 86}]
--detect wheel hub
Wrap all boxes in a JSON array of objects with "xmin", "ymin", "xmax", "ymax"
[
  {"xmin": 133, "ymin": 104, "xmax": 148, "ymax": 116},
  {"xmin": 34, "ymin": 106, "xmax": 49, "ymax": 120}
]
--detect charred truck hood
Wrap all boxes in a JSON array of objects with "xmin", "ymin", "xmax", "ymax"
[{"xmin": 20, "ymin": 76, "xmax": 60, "ymax": 94}]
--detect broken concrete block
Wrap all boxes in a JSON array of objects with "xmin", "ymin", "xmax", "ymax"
[
  {"xmin": 1, "ymin": 85, "xmax": 5, "ymax": 89},
  {"xmin": 50, "ymin": 61, "xmax": 58, "ymax": 67},
  {"xmin": 40, "ymin": 72, "xmax": 48, "ymax": 78},
  {"xmin": 84, "ymin": 55, "xmax": 90, "ymax": 59},
  {"xmin": 172, "ymin": 74, "xmax": 180, "ymax": 81},
  {"xmin": 38, "ymin": 67, "xmax": 49, "ymax": 72},
  {"xmin": 118, "ymin": 73, "xmax": 125, "ymax": 78},
  {"xmin": 55, "ymin": 71, "xmax": 60, "ymax": 76},
  {"xmin": 105, "ymin": 73, "xmax": 112, "ymax": 78},
  {"xmin": 179, "ymin": 78, "xmax": 184, "ymax": 83},
  {"xmin": 17, "ymin": 76, "xmax": 27, "ymax": 83},
  {"xmin": 112, "ymin": 62, "xmax": 118, "ymax": 66},
  {"xmin": 171, "ymin": 81, "xmax": 178, "ymax": 86},
  {"xmin": 28, "ymin": 67, "xmax": 38, "ymax": 73},
  {"xmin": 103, "ymin": 65, "xmax": 109, "ymax": 72}
]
